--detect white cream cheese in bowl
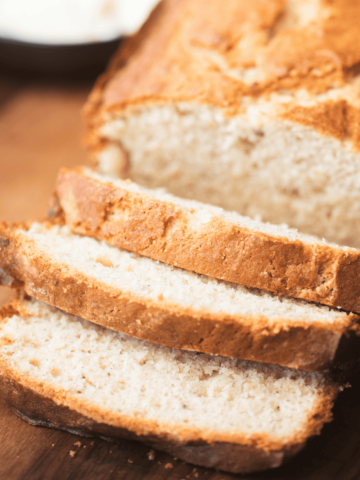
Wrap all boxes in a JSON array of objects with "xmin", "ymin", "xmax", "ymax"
[{"xmin": 0, "ymin": 0, "xmax": 159, "ymax": 45}]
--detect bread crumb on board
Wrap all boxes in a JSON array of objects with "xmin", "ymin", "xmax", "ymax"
[
  {"xmin": 69, "ymin": 451, "xmax": 76, "ymax": 457},
  {"xmin": 74, "ymin": 441, "xmax": 81, "ymax": 447},
  {"xmin": 128, "ymin": 459, "xmax": 133, "ymax": 464},
  {"xmin": 165, "ymin": 463, "xmax": 173, "ymax": 469},
  {"xmin": 147, "ymin": 449, "xmax": 155, "ymax": 460}
]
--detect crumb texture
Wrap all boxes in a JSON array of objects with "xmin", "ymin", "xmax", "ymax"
[
  {"xmin": 0, "ymin": 299, "xmax": 329, "ymax": 444},
  {"xmin": 22, "ymin": 223, "xmax": 348, "ymax": 325},
  {"xmin": 97, "ymin": 103, "xmax": 360, "ymax": 248}
]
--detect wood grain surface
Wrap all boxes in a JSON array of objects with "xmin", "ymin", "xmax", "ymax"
[{"xmin": 1, "ymin": 75, "xmax": 360, "ymax": 480}]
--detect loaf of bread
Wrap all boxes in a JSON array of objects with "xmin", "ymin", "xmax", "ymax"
[
  {"xmin": 0, "ymin": 297, "xmax": 339, "ymax": 474},
  {"xmin": 54, "ymin": 166, "xmax": 360, "ymax": 313},
  {"xmin": 85, "ymin": 0, "xmax": 360, "ymax": 248},
  {"xmin": 0, "ymin": 221, "xmax": 358, "ymax": 371}
]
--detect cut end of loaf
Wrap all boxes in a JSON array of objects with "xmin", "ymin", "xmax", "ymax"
[{"xmin": 94, "ymin": 99, "xmax": 360, "ymax": 249}]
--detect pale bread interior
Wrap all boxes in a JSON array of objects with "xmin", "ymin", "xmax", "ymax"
[
  {"xmin": 22, "ymin": 223, "xmax": 350, "ymax": 325},
  {"xmin": 0, "ymin": 298, "xmax": 330, "ymax": 442},
  {"xmin": 96, "ymin": 96, "xmax": 360, "ymax": 248}
]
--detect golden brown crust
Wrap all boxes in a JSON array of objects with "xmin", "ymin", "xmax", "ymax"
[
  {"xmin": 280, "ymin": 100, "xmax": 360, "ymax": 149},
  {"xmin": 55, "ymin": 167, "xmax": 360, "ymax": 315},
  {"xmin": 84, "ymin": 0, "xmax": 360, "ymax": 152},
  {"xmin": 0, "ymin": 303, "xmax": 338, "ymax": 473},
  {"xmin": 0, "ymin": 219, "xmax": 357, "ymax": 371}
]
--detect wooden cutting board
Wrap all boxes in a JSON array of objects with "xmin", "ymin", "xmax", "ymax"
[{"xmin": 1, "ymin": 76, "xmax": 360, "ymax": 480}]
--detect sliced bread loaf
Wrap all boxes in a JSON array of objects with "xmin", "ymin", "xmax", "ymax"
[
  {"xmin": 0, "ymin": 297, "xmax": 339, "ymax": 474},
  {"xmin": 0, "ymin": 221, "xmax": 358, "ymax": 371},
  {"xmin": 85, "ymin": 0, "xmax": 360, "ymax": 248},
  {"xmin": 54, "ymin": 166, "xmax": 360, "ymax": 313}
]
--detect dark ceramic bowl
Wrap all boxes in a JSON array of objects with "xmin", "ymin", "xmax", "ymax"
[{"xmin": 0, "ymin": 36, "xmax": 122, "ymax": 80}]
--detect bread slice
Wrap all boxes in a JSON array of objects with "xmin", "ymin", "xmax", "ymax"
[
  {"xmin": 54, "ymin": 166, "xmax": 360, "ymax": 313},
  {"xmin": 0, "ymin": 221, "xmax": 358, "ymax": 371},
  {"xmin": 0, "ymin": 297, "xmax": 339, "ymax": 474},
  {"xmin": 85, "ymin": 0, "xmax": 360, "ymax": 248}
]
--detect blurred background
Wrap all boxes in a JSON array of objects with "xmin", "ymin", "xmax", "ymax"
[
  {"xmin": 0, "ymin": 77, "xmax": 90, "ymax": 306},
  {"xmin": 0, "ymin": 0, "xmax": 159, "ymax": 306}
]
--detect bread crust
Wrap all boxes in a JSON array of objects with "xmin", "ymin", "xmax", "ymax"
[
  {"xmin": 0, "ymin": 221, "xmax": 357, "ymax": 371},
  {"xmin": 0, "ymin": 300, "xmax": 338, "ymax": 473},
  {"xmin": 84, "ymin": 0, "xmax": 360, "ymax": 154},
  {"xmin": 54, "ymin": 167, "xmax": 360, "ymax": 314}
]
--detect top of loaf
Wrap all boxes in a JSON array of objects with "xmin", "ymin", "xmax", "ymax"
[{"xmin": 86, "ymin": 0, "xmax": 360, "ymax": 150}]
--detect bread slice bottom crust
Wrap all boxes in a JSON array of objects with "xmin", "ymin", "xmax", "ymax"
[{"xmin": 0, "ymin": 374, "xmax": 303, "ymax": 474}]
